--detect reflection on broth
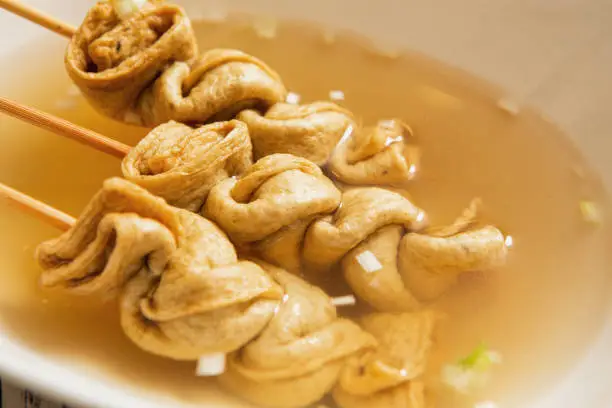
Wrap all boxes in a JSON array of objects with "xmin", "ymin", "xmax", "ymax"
[{"xmin": 0, "ymin": 9, "xmax": 611, "ymax": 408}]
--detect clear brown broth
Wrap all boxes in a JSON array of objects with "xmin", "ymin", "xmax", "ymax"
[{"xmin": 0, "ymin": 15, "xmax": 611, "ymax": 408}]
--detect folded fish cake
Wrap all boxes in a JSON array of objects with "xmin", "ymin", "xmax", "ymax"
[
  {"xmin": 36, "ymin": 178, "xmax": 284, "ymax": 360},
  {"xmin": 399, "ymin": 199, "xmax": 507, "ymax": 301},
  {"xmin": 138, "ymin": 48, "xmax": 287, "ymax": 126},
  {"xmin": 343, "ymin": 225, "xmax": 422, "ymax": 312},
  {"xmin": 121, "ymin": 242, "xmax": 283, "ymax": 360},
  {"xmin": 239, "ymin": 101, "xmax": 354, "ymax": 165},
  {"xmin": 329, "ymin": 119, "xmax": 419, "ymax": 186},
  {"xmin": 302, "ymin": 187, "xmax": 428, "ymax": 273},
  {"xmin": 333, "ymin": 311, "xmax": 438, "ymax": 408},
  {"xmin": 121, "ymin": 120, "xmax": 253, "ymax": 212},
  {"xmin": 116, "ymin": 203, "xmax": 284, "ymax": 360},
  {"xmin": 219, "ymin": 261, "xmax": 377, "ymax": 408},
  {"xmin": 36, "ymin": 177, "xmax": 180, "ymax": 296},
  {"xmin": 204, "ymin": 153, "xmax": 341, "ymax": 272},
  {"xmin": 342, "ymin": 198, "xmax": 507, "ymax": 310},
  {"xmin": 65, "ymin": 0, "xmax": 197, "ymax": 123}
]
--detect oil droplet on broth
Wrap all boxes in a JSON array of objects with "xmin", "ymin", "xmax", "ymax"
[{"xmin": 0, "ymin": 14, "xmax": 611, "ymax": 408}]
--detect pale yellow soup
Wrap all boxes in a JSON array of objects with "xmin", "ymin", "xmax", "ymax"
[{"xmin": 0, "ymin": 15, "xmax": 611, "ymax": 408}]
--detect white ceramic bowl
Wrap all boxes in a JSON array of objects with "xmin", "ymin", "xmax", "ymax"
[{"xmin": 0, "ymin": 1, "xmax": 611, "ymax": 407}]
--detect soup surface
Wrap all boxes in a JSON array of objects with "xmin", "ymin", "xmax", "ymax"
[{"xmin": 0, "ymin": 14, "xmax": 611, "ymax": 408}]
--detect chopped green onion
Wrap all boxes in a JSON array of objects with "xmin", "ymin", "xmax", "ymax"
[
  {"xmin": 442, "ymin": 343, "xmax": 501, "ymax": 394},
  {"xmin": 580, "ymin": 201, "xmax": 602, "ymax": 225},
  {"xmin": 458, "ymin": 342, "xmax": 502, "ymax": 370}
]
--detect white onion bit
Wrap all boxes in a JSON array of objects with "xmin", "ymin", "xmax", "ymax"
[
  {"xmin": 54, "ymin": 98, "xmax": 77, "ymax": 111},
  {"xmin": 416, "ymin": 211, "xmax": 426, "ymax": 223},
  {"xmin": 475, "ymin": 402, "xmax": 499, "ymax": 408},
  {"xmin": 322, "ymin": 29, "xmax": 336, "ymax": 45},
  {"xmin": 193, "ymin": 7, "xmax": 229, "ymax": 22},
  {"xmin": 196, "ymin": 353, "xmax": 226, "ymax": 376},
  {"xmin": 67, "ymin": 84, "xmax": 80, "ymax": 97},
  {"xmin": 356, "ymin": 250, "xmax": 383, "ymax": 273},
  {"xmin": 384, "ymin": 135, "xmax": 404, "ymax": 146},
  {"xmin": 123, "ymin": 111, "xmax": 143, "ymax": 125},
  {"xmin": 504, "ymin": 235, "xmax": 513, "ymax": 248},
  {"xmin": 497, "ymin": 98, "xmax": 520, "ymax": 115},
  {"xmin": 252, "ymin": 16, "xmax": 278, "ymax": 39},
  {"xmin": 286, "ymin": 92, "xmax": 301, "ymax": 105},
  {"xmin": 111, "ymin": 0, "xmax": 147, "ymax": 19},
  {"xmin": 337, "ymin": 124, "xmax": 354, "ymax": 146},
  {"xmin": 331, "ymin": 295, "xmax": 356, "ymax": 307},
  {"xmin": 365, "ymin": 40, "xmax": 401, "ymax": 59},
  {"xmin": 485, "ymin": 350, "xmax": 503, "ymax": 364},
  {"xmin": 329, "ymin": 90, "xmax": 345, "ymax": 101},
  {"xmin": 442, "ymin": 364, "xmax": 478, "ymax": 394}
]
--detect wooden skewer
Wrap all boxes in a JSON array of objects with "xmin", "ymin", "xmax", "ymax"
[
  {"xmin": 0, "ymin": 96, "xmax": 131, "ymax": 159},
  {"xmin": 0, "ymin": 182, "xmax": 75, "ymax": 231},
  {"xmin": 0, "ymin": 0, "xmax": 76, "ymax": 38}
]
